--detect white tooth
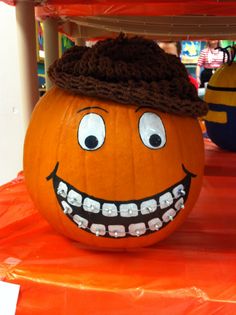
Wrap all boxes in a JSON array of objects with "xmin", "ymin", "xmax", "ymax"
[
  {"xmin": 73, "ymin": 214, "xmax": 88, "ymax": 228},
  {"xmin": 141, "ymin": 199, "xmax": 157, "ymax": 215},
  {"xmin": 57, "ymin": 181, "xmax": 68, "ymax": 198},
  {"xmin": 90, "ymin": 224, "xmax": 106, "ymax": 236},
  {"xmin": 83, "ymin": 197, "xmax": 100, "ymax": 213},
  {"xmin": 175, "ymin": 198, "xmax": 184, "ymax": 211},
  {"xmin": 159, "ymin": 192, "xmax": 173, "ymax": 209},
  {"xmin": 67, "ymin": 190, "xmax": 82, "ymax": 207},
  {"xmin": 108, "ymin": 225, "xmax": 126, "ymax": 238},
  {"xmin": 120, "ymin": 203, "xmax": 138, "ymax": 217},
  {"xmin": 61, "ymin": 201, "xmax": 73, "ymax": 214},
  {"xmin": 148, "ymin": 218, "xmax": 163, "ymax": 231},
  {"xmin": 162, "ymin": 209, "xmax": 176, "ymax": 223},
  {"xmin": 128, "ymin": 223, "xmax": 146, "ymax": 236},
  {"xmin": 102, "ymin": 203, "xmax": 118, "ymax": 217},
  {"xmin": 173, "ymin": 184, "xmax": 185, "ymax": 198}
]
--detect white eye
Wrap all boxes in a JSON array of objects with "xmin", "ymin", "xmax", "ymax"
[
  {"xmin": 139, "ymin": 112, "xmax": 166, "ymax": 149},
  {"xmin": 78, "ymin": 113, "xmax": 105, "ymax": 150}
]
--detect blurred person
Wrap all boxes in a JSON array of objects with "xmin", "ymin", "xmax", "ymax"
[
  {"xmin": 158, "ymin": 41, "xmax": 198, "ymax": 89},
  {"xmin": 196, "ymin": 40, "xmax": 224, "ymax": 88},
  {"xmin": 158, "ymin": 41, "xmax": 182, "ymax": 57}
]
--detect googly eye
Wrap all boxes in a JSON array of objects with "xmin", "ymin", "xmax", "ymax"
[
  {"xmin": 139, "ymin": 112, "xmax": 166, "ymax": 149},
  {"xmin": 78, "ymin": 113, "xmax": 105, "ymax": 151}
]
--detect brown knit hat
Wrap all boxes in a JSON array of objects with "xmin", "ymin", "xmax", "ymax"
[{"xmin": 48, "ymin": 34, "xmax": 208, "ymax": 117}]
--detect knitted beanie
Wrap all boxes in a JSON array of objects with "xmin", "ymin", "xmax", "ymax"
[{"xmin": 48, "ymin": 34, "xmax": 208, "ymax": 117}]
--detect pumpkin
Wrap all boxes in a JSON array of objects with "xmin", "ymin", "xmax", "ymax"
[
  {"xmin": 24, "ymin": 36, "xmax": 207, "ymax": 249},
  {"xmin": 204, "ymin": 60, "xmax": 236, "ymax": 151},
  {"xmin": 24, "ymin": 87, "xmax": 204, "ymax": 249}
]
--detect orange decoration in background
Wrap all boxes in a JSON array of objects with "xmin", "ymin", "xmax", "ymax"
[{"xmin": 199, "ymin": 119, "xmax": 206, "ymax": 133}]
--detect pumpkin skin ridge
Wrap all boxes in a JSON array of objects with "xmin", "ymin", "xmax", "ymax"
[{"xmin": 47, "ymin": 161, "xmax": 193, "ymax": 239}]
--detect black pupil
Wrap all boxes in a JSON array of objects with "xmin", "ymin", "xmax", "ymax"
[
  {"xmin": 85, "ymin": 135, "xmax": 99, "ymax": 149},
  {"xmin": 149, "ymin": 134, "xmax": 162, "ymax": 147}
]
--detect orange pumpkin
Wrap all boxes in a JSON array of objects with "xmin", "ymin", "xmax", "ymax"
[{"xmin": 24, "ymin": 86, "xmax": 204, "ymax": 249}]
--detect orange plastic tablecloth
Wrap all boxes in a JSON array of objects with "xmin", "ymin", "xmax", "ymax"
[{"xmin": 0, "ymin": 139, "xmax": 236, "ymax": 315}]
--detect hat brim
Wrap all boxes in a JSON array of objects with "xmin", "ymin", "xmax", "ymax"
[{"xmin": 49, "ymin": 66, "xmax": 208, "ymax": 117}]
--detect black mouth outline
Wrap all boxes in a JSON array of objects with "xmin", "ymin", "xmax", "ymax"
[{"xmin": 47, "ymin": 163, "xmax": 196, "ymax": 238}]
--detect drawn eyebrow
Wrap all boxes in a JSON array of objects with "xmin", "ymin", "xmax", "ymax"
[
  {"xmin": 135, "ymin": 106, "xmax": 155, "ymax": 112},
  {"xmin": 77, "ymin": 106, "xmax": 108, "ymax": 114}
]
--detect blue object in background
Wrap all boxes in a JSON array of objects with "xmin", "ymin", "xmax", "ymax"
[
  {"xmin": 181, "ymin": 41, "xmax": 206, "ymax": 64},
  {"xmin": 205, "ymin": 103, "xmax": 236, "ymax": 152},
  {"xmin": 38, "ymin": 63, "xmax": 45, "ymax": 95}
]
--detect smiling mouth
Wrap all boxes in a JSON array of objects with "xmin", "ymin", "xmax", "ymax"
[{"xmin": 47, "ymin": 163, "xmax": 195, "ymax": 239}]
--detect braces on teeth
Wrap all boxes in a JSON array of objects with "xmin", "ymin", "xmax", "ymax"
[
  {"xmin": 58, "ymin": 186, "xmax": 186, "ymax": 238},
  {"xmin": 63, "ymin": 207, "xmax": 185, "ymax": 237},
  {"xmin": 59, "ymin": 187, "xmax": 186, "ymax": 215},
  {"xmin": 48, "ymin": 160, "xmax": 193, "ymax": 239}
]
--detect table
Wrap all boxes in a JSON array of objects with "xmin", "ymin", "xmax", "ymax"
[{"xmin": 0, "ymin": 139, "xmax": 236, "ymax": 315}]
